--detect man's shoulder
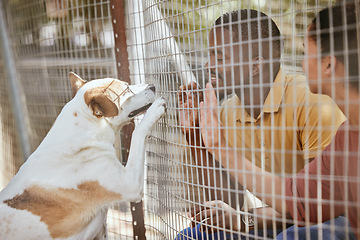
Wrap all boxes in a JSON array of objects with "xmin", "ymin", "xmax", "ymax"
[
  {"xmin": 282, "ymin": 74, "xmax": 346, "ymax": 124},
  {"xmin": 282, "ymin": 74, "xmax": 330, "ymax": 104},
  {"xmin": 283, "ymin": 73, "xmax": 308, "ymax": 88},
  {"xmin": 283, "ymin": 74, "xmax": 309, "ymax": 94}
]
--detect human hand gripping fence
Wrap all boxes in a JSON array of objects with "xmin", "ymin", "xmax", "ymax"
[{"xmin": 178, "ymin": 81, "xmax": 203, "ymax": 134}]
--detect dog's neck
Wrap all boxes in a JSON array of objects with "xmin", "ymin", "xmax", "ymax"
[{"xmin": 39, "ymin": 101, "xmax": 117, "ymax": 155}]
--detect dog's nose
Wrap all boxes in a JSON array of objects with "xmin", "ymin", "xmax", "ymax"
[{"xmin": 147, "ymin": 84, "xmax": 156, "ymax": 92}]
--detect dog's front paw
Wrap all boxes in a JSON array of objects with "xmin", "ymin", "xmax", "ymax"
[
  {"xmin": 150, "ymin": 97, "xmax": 166, "ymax": 117},
  {"xmin": 137, "ymin": 98, "xmax": 166, "ymax": 132}
]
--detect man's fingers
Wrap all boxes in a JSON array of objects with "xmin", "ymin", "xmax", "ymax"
[
  {"xmin": 179, "ymin": 83, "xmax": 205, "ymax": 111},
  {"xmin": 179, "ymin": 82, "xmax": 203, "ymax": 100},
  {"xmin": 194, "ymin": 208, "xmax": 213, "ymax": 223},
  {"xmin": 198, "ymin": 210, "xmax": 220, "ymax": 232},
  {"xmin": 189, "ymin": 201, "xmax": 237, "ymax": 232},
  {"xmin": 180, "ymin": 81, "xmax": 200, "ymax": 91},
  {"xmin": 178, "ymin": 89, "xmax": 184, "ymax": 102},
  {"xmin": 189, "ymin": 205, "xmax": 211, "ymax": 228},
  {"xmin": 194, "ymin": 209, "xmax": 212, "ymax": 230},
  {"xmin": 203, "ymin": 82, "xmax": 217, "ymax": 106},
  {"xmin": 199, "ymin": 217, "xmax": 212, "ymax": 232},
  {"xmin": 199, "ymin": 101, "xmax": 204, "ymax": 111},
  {"xmin": 200, "ymin": 85, "xmax": 216, "ymax": 117},
  {"xmin": 188, "ymin": 81, "xmax": 200, "ymax": 90},
  {"xmin": 189, "ymin": 204, "xmax": 207, "ymax": 218},
  {"xmin": 199, "ymin": 101, "xmax": 206, "ymax": 129},
  {"xmin": 179, "ymin": 92, "xmax": 195, "ymax": 108}
]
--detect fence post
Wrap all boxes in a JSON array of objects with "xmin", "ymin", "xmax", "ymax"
[{"xmin": 109, "ymin": 0, "xmax": 147, "ymax": 239}]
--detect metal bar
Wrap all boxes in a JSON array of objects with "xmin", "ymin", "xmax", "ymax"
[
  {"xmin": 146, "ymin": 0, "xmax": 197, "ymax": 85},
  {"xmin": 0, "ymin": 1, "xmax": 31, "ymax": 162},
  {"xmin": 109, "ymin": 0, "xmax": 147, "ymax": 239},
  {"xmin": 126, "ymin": 0, "xmax": 145, "ymax": 85}
]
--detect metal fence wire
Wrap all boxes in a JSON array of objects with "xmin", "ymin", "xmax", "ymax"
[{"xmin": 1, "ymin": 0, "xmax": 359, "ymax": 239}]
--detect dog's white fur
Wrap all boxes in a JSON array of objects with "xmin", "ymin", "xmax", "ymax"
[{"xmin": 0, "ymin": 73, "xmax": 166, "ymax": 240}]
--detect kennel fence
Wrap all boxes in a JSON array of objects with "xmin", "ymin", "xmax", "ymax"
[{"xmin": 0, "ymin": 0, "xmax": 358, "ymax": 239}]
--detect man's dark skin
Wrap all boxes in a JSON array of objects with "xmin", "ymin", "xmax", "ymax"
[
  {"xmin": 178, "ymin": 25, "xmax": 277, "ymax": 208},
  {"xmin": 178, "ymin": 80, "xmax": 242, "ymax": 209},
  {"xmin": 178, "ymin": 19, "xmax": 292, "ymax": 232}
]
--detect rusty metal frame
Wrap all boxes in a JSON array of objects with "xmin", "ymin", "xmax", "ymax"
[
  {"xmin": 0, "ymin": 1, "xmax": 32, "ymax": 162},
  {"xmin": 109, "ymin": 0, "xmax": 146, "ymax": 239}
]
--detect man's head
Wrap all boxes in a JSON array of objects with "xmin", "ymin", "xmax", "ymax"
[
  {"xmin": 304, "ymin": 1, "xmax": 359, "ymax": 95},
  {"xmin": 206, "ymin": 9, "xmax": 282, "ymax": 99}
]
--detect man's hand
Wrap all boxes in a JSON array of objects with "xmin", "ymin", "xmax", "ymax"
[
  {"xmin": 178, "ymin": 81, "xmax": 203, "ymax": 134},
  {"xmin": 189, "ymin": 200, "xmax": 242, "ymax": 233},
  {"xmin": 199, "ymin": 83, "xmax": 227, "ymax": 158}
]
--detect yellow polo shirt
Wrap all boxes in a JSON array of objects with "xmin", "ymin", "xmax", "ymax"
[{"xmin": 220, "ymin": 69, "xmax": 346, "ymax": 175}]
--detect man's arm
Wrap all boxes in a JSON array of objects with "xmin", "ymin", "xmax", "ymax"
[
  {"xmin": 198, "ymin": 83, "xmax": 287, "ymax": 214},
  {"xmin": 249, "ymin": 206, "xmax": 292, "ymax": 232},
  {"xmin": 190, "ymin": 201, "xmax": 292, "ymax": 233},
  {"xmin": 185, "ymin": 128, "xmax": 244, "ymax": 208},
  {"xmin": 196, "ymin": 83, "xmax": 350, "ymax": 230},
  {"xmin": 178, "ymin": 82, "xmax": 244, "ymax": 209}
]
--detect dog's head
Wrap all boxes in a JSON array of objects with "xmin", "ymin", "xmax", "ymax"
[{"xmin": 69, "ymin": 72, "xmax": 156, "ymax": 128}]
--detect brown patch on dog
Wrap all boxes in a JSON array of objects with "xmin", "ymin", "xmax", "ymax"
[
  {"xmin": 84, "ymin": 87, "xmax": 119, "ymax": 118},
  {"xmin": 74, "ymin": 112, "xmax": 77, "ymax": 117},
  {"xmin": 4, "ymin": 181, "xmax": 122, "ymax": 239}
]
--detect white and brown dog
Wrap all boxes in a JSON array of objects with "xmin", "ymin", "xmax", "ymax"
[{"xmin": 0, "ymin": 73, "xmax": 166, "ymax": 239}]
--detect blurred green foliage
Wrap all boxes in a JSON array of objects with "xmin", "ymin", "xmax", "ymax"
[{"xmin": 157, "ymin": 0, "xmax": 336, "ymax": 62}]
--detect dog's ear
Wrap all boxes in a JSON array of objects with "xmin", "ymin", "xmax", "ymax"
[
  {"xmin": 69, "ymin": 72, "xmax": 87, "ymax": 98},
  {"xmin": 84, "ymin": 90, "xmax": 119, "ymax": 118}
]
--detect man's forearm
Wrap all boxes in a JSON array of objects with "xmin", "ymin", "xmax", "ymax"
[
  {"xmin": 216, "ymin": 146, "xmax": 288, "ymax": 214},
  {"xmin": 249, "ymin": 206, "xmax": 292, "ymax": 231},
  {"xmin": 185, "ymin": 129, "xmax": 244, "ymax": 208}
]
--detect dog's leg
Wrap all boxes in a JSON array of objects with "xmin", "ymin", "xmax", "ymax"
[
  {"xmin": 93, "ymin": 209, "xmax": 108, "ymax": 240},
  {"xmin": 122, "ymin": 98, "xmax": 166, "ymax": 202},
  {"xmin": 96, "ymin": 98, "xmax": 165, "ymax": 239}
]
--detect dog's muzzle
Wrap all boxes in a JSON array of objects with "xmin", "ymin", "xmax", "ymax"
[
  {"xmin": 102, "ymin": 80, "xmax": 134, "ymax": 109},
  {"xmin": 127, "ymin": 85, "xmax": 156, "ymax": 117}
]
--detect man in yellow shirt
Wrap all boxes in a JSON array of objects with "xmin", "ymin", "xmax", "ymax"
[
  {"xmin": 177, "ymin": 9, "xmax": 345, "ymax": 239},
  {"xmin": 221, "ymin": 69, "xmax": 342, "ymax": 175}
]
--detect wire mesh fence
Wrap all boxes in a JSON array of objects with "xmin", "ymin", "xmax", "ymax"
[{"xmin": 1, "ymin": 0, "xmax": 359, "ymax": 239}]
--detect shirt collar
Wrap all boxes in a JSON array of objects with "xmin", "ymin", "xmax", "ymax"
[
  {"xmin": 262, "ymin": 68, "xmax": 286, "ymax": 113},
  {"xmin": 232, "ymin": 68, "xmax": 286, "ymax": 123}
]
